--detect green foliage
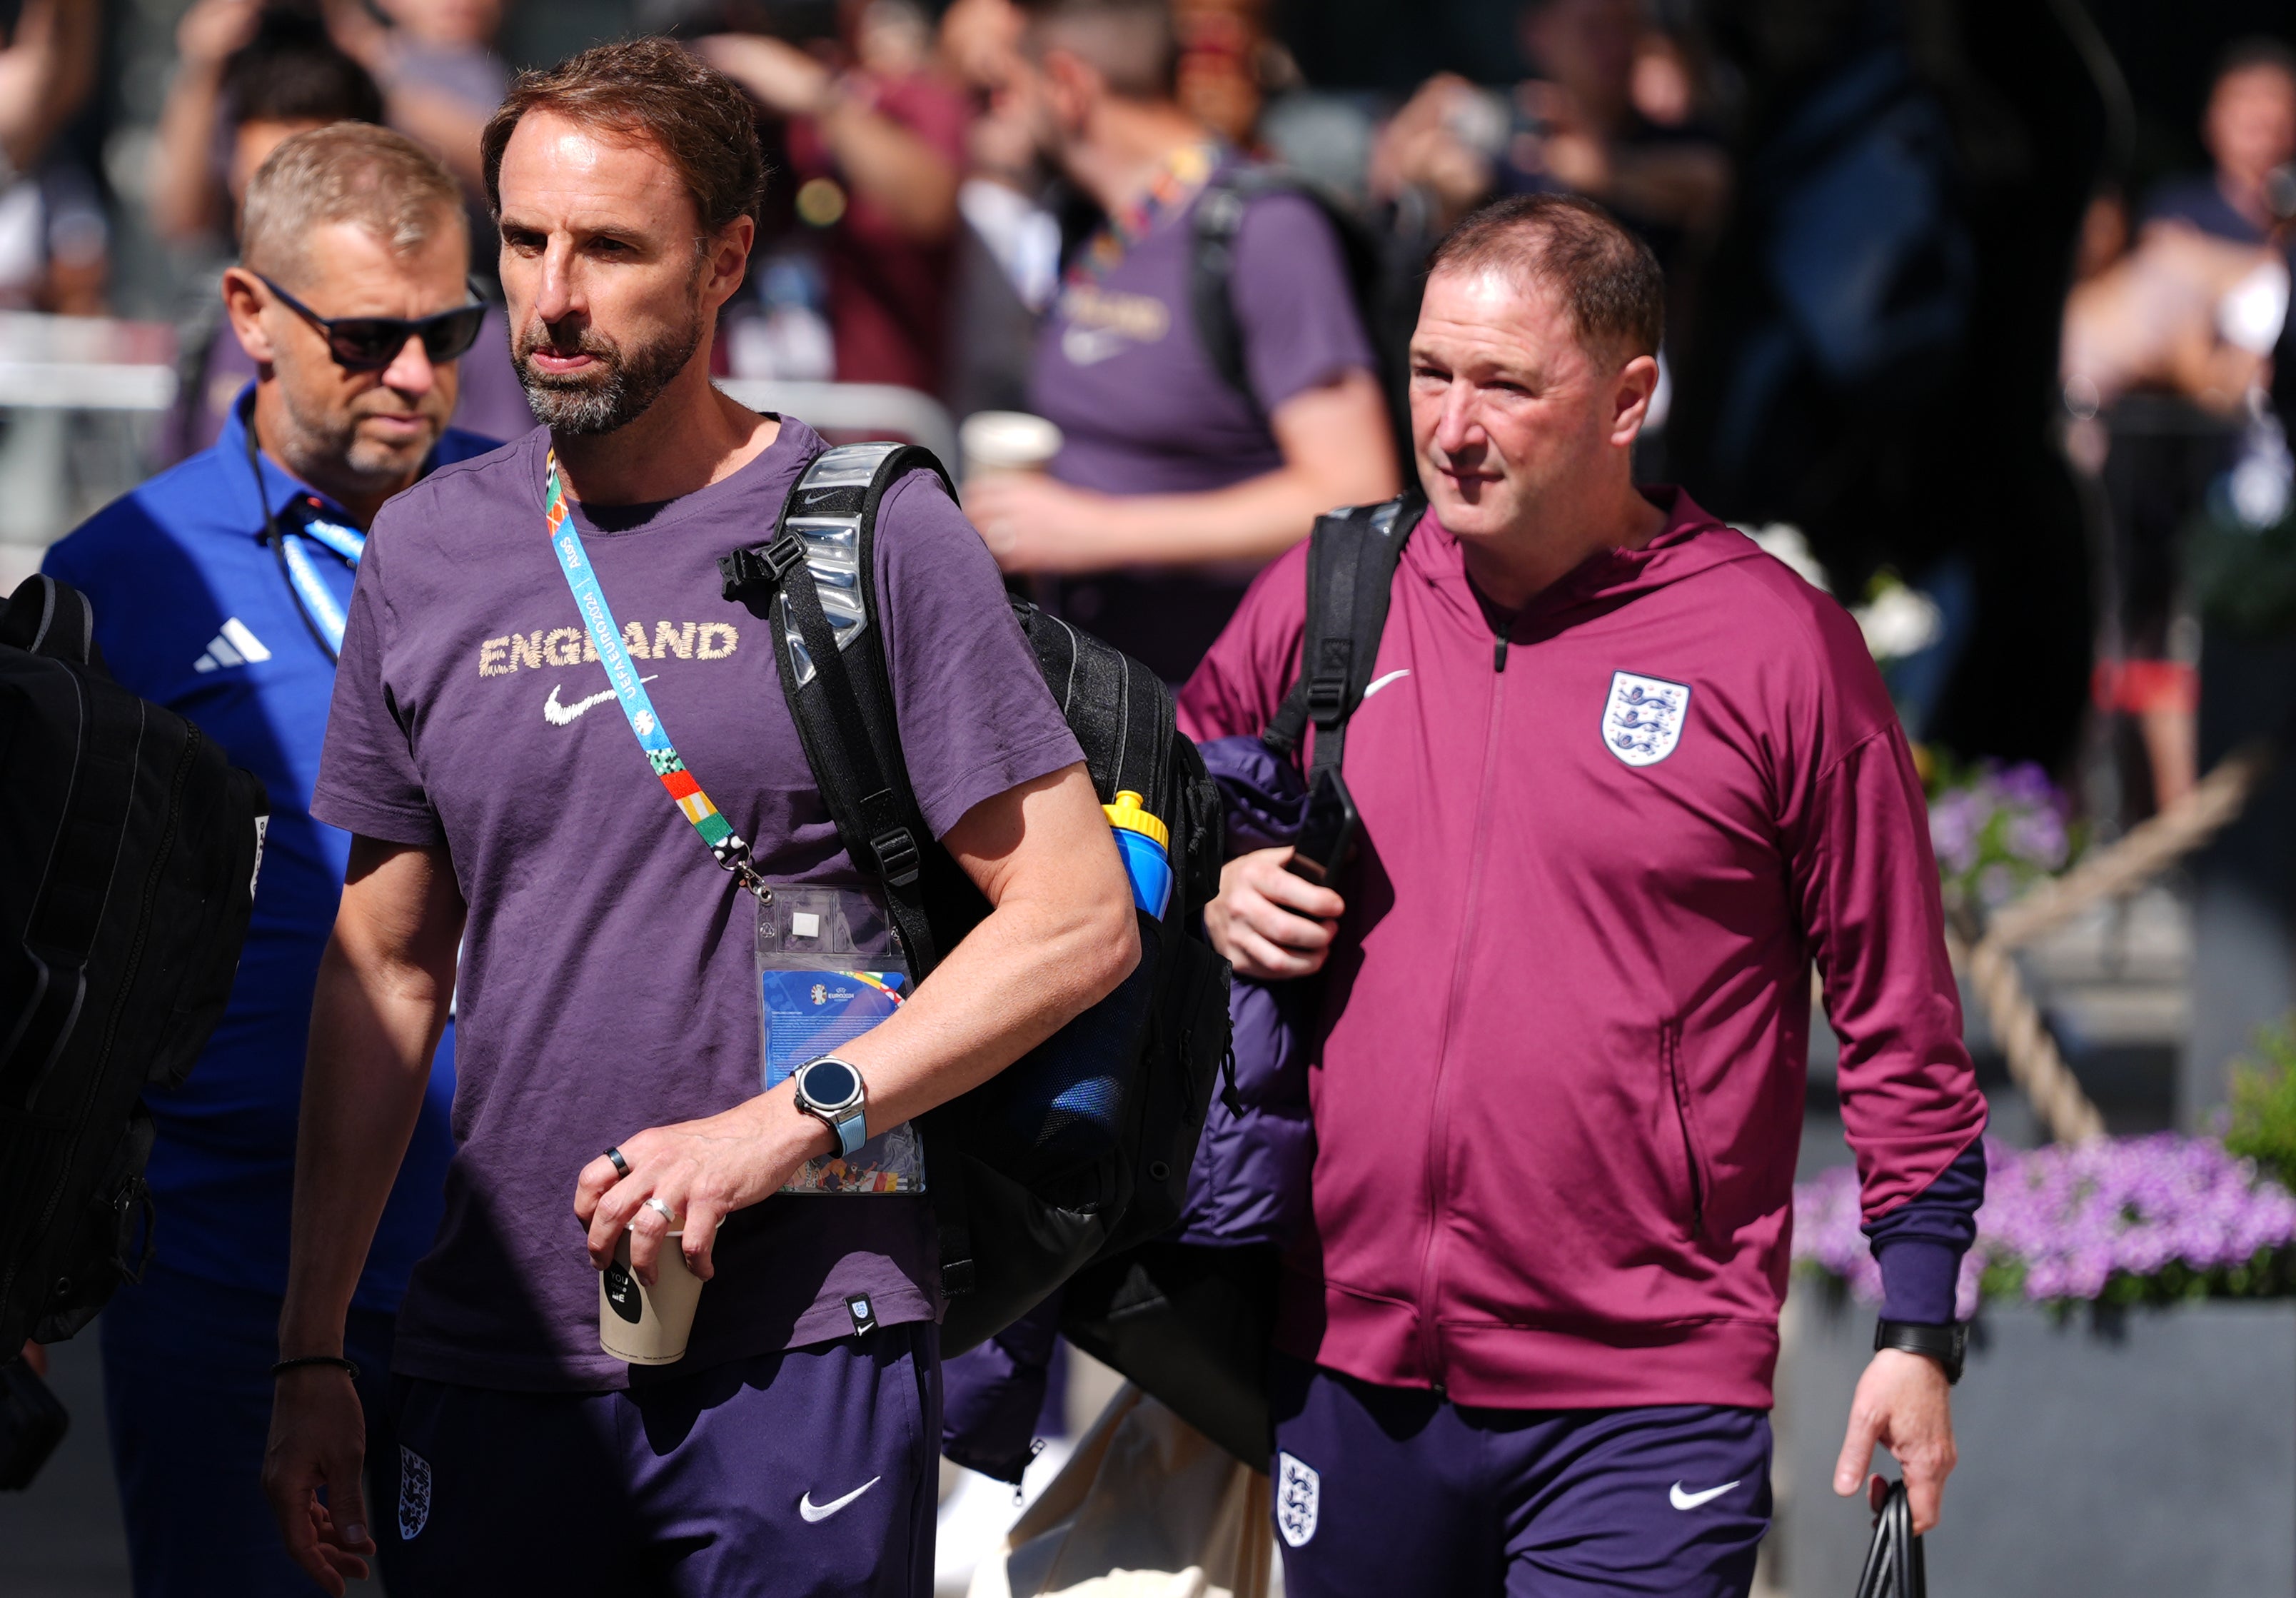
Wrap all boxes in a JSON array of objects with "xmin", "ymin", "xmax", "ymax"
[
  {"xmin": 2189, "ymin": 503, "xmax": 2296, "ymax": 640},
  {"xmin": 2225, "ymin": 1017, "xmax": 2296, "ymax": 1192}
]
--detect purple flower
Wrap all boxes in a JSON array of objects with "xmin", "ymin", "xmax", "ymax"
[
  {"xmin": 1995, "ymin": 762, "xmax": 2058, "ymax": 808},
  {"xmin": 1793, "ymin": 1135, "xmax": 2296, "ymax": 1309}
]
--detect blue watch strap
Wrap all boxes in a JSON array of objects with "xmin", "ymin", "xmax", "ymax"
[{"xmin": 830, "ymin": 1107, "xmax": 867, "ymax": 1159}]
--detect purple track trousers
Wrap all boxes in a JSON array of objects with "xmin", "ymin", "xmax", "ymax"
[
  {"xmin": 381, "ymin": 1325, "xmax": 939, "ymax": 1596},
  {"xmin": 1269, "ymin": 1356, "xmax": 1771, "ymax": 1597}
]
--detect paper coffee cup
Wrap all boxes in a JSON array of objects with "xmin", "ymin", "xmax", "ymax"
[
  {"xmin": 598, "ymin": 1227, "xmax": 705, "ymax": 1365},
  {"xmin": 960, "ymin": 410, "xmax": 1063, "ymax": 475}
]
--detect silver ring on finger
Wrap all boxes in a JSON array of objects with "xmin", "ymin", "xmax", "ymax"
[{"xmin": 645, "ymin": 1195, "xmax": 681, "ymax": 1226}]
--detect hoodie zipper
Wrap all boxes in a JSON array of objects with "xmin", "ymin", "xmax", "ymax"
[{"xmin": 1411, "ymin": 614, "xmax": 1514, "ymax": 1389}]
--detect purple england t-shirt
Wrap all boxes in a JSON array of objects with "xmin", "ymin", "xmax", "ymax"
[
  {"xmin": 1026, "ymin": 162, "xmax": 1377, "ymax": 680},
  {"xmin": 312, "ymin": 415, "xmax": 1084, "ymax": 1391}
]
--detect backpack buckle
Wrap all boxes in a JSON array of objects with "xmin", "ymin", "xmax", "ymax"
[
  {"xmin": 718, "ymin": 534, "xmax": 809, "ymax": 599},
  {"xmin": 872, "ymin": 826, "xmax": 922, "ymax": 888},
  {"xmin": 1306, "ymin": 671, "xmax": 1349, "ymax": 725}
]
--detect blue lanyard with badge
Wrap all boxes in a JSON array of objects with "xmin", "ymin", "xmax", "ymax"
[
  {"xmin": 248, "ymin": 422, "xmax": 366, "ymax": 661},
  {"xmin": 537, "ymin": 448, "xmax": 922, "ymax": 1194}
]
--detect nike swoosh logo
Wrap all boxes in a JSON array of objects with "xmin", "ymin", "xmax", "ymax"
[
  {"xmin": 799, "ymin": 1476, "xmax": 881, "ymax": 1522},
  {"xmin": 1670, "ymin": 1479, "xmax": 1741, "ymax": 1512},
  {"xmin": 1361, "ymin": 668, "xmax": 1411, "ymax": 700},
  {"xmin": 544, "ymin": 675, "xmax": 657, "ymax": 727}
]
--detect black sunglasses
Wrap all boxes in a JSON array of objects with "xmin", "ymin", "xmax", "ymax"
[{"xmin": 256, "ymin": 273, "xmax": 488, "ymax": 372}]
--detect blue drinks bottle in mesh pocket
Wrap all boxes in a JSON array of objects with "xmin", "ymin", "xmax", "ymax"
[{"xmin": 1104, "ymin": 790, "xmax": 1172, "ymax": 918}]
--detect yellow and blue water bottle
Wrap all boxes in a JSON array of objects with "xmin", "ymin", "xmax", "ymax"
[{"xmin": 1104, "ymin": 790, "xmax": 1172, "ymax": 919}]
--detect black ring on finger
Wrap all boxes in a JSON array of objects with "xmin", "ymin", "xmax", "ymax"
[{"xmin": 605, "ymin": 1147, "xmax": 630, "ymax": 1178}]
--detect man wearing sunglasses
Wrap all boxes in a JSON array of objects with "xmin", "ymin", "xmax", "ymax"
[{"xmin": 38, "ymin": 122, "xmax": 497, "ymax": 1598}]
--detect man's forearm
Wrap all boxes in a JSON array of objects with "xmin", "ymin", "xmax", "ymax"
[
  {"xmin": 837, "ymin": 872, "xmax": 1136, "ymax": 1129},
  {"xmin": 820, "ymin": 99, "xmax": 958, "ymax": 241},
  {"xmin": 149, "ymin": 66, "xmax": 227, "ymax": 242},
  {"xmin": 278, "ymin": 937, "xmax": 450, "ymax": 1355},
  {"xmin": 1084, "ymin": 370, "xmax": 1402, "ymax": 568},
  {"xmin": 828, "ymin": 765, "xmax": 1137, "ymax": 1127}
]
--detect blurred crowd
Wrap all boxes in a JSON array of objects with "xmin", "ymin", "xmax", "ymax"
[{"xmin": 0, "ymin": 0, "xmax": 2289, "ymax": 818}]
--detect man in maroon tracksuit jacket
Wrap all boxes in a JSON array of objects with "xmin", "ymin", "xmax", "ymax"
[{"xmin": 1180, "ymin": 194, "xmax": 1988, "ymax": 1596}]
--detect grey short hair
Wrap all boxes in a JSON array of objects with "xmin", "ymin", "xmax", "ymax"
[{"xmin": 241, "ymin": 123, "xmax": 465, "ymax": 286}]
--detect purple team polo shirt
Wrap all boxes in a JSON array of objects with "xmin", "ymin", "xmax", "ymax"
[
  {"xmin": 1027, "ymin": 160, "xmax": 1377, "ymax": 680},
  {"xmin": 312, "ymin": 415, "xmax": 1084, "ymax": 1392}
]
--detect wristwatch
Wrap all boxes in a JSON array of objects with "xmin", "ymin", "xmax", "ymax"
[
  {"xmin": 792, "ymin": 1057, "xmax": 869, "ymax": 1159},
  {"xmin": 1873, "ymin": 1318, "xmax": 1968, "ymax": 1385}
]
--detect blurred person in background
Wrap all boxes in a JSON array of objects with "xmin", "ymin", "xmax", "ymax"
[
  {"xmin": 323, "ymin": 0, "xmax": 510, "ymax": 207},
  {"xmin": 154, "ymin": 6, "xmax": 533, "ymax": 462},
  {"xmin": 967, "ymin": 0, "xmax": 1398, "ymax": 683},
  {"xmin": 698, "ymin": 0, "xmax": 968, "ymax": 393},
  {"xmin": 40, "ymin": 124, "xmax": 493, "ymax": 1598},
  {"xmin": 2143, "ymin": 38, "xmax": 2296, "ymax": 251},
  {"xmin": 2063, "ymin": 41, "xmax": 2296, "ymax": 813},
  {"xmin": 1170, "ymin": 0, "xmax": 1269, "ymax": 150},
  {"xmin": 939, "ymin": 0, "xmax": 1064, "ymax": 416},
  {"xmin": 152, "ymin": 1, "xmax": 508, "ymax": 259},
  {"xmin": 0, "ymin": 0, "xmax": 106, "ymax": 313},
  {"xmin": 1371, "ymin": 0, "xmax": 1728, "ymax": 273}
]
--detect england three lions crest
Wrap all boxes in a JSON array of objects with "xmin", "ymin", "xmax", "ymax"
[
  {"xmin": 1275, "ymin": 1452, "xmax": 1320, "ymax": 1547},
  {"xmin": 1603, "ymin": 670, "xmax": 1691, "ymax": 766}
]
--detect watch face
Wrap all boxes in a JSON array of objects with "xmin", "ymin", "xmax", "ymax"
[{"xmin": 800, "ymin": 1060, "xmax": 860, "ymax": 1111}]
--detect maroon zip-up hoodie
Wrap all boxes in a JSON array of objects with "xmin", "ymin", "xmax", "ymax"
[{"xmin": 1179, "ymin": 490, "xmax": 1986, "ymax": 1410}]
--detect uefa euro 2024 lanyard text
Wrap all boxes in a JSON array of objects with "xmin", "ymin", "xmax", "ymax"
[{"xmin": 540, "ymin": 449, "xmax": 923, "ymax": 1194}]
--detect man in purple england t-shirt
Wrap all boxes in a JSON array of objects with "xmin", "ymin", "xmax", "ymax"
[
  {"xmin": 962, "ymin": 0, "xmax": 1401, "ymax": 683},
  {"xmin": 261, "ymin": 41, "xmax": 1138, "ymax": 1598}
]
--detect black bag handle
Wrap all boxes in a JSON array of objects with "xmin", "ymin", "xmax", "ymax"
[
  {"xmin": 1853, "ymin": 1479, "xmax": 1925, "ymax": 1598},
  {"xmin": 1262, "ymin": 488, "xmax": 1424, "ymax": 781},
  {"xmin": 1, "ymin": 574, "xmax": 96, "ymax": 665}
]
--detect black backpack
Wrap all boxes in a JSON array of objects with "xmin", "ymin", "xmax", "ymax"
[
  {"xmin": 1, "ymin": 576, "xmax": 267, "ymax": 1354},
  {"xmin": 1188, "ymin": 167, "xmax": 1420, "ymax": 466},
  {"xmin": 718, "ymin": 443, "xmax": 1232, "ymax": 1355},
  {"xmin": 1059, "ymin": 487, "xmax": 1425, "ymax": 1468}
]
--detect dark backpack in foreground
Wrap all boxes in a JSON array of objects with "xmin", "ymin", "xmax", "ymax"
[
  {"xmin": 718, "ymin": 442, "xmax": 1231, "ymax": 1356},
  {"xmin": 1, "ymin": 576, "xmax": 266, "ymax": 1355},
  {"xmin": 1064, "ymin": 488, "xmax": 1426, "ymax": 1468}
]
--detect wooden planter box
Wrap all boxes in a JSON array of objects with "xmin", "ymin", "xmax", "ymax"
[{"xmin": 1781, "ymin": 1286, "xmax": 2296, "ymax": 1596}]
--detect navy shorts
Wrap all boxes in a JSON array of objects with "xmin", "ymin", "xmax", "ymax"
[
  {"xmin": 1269, "ymin": 1355, "xmax": 1771, "ymax": 1598},
  {"xmin": 383, "ymin": 1322, "xmax": 940, "ymax": 1597},
  {"xmin": 99, "ymin": 1261, "xmax": 404, "ymax": 1598}
]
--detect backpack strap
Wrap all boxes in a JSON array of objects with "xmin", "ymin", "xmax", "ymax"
[
  {"xmin": 720, "ymin": 441, "xmax": 955, "ymax": 975},
  {"xmin": 1189, "ymin": 166, "xmax": 1388, "ymax": 416},
  {"xmin": 718, "ymin": 440, "xmax": 984, "ymax": 1299},
  {"xmin": 1188, "ymin": 171, "xmax": 1257, "ymax": 403},
  {"xmin": 1262, "ymin": 488, "xmax": 1423, "ymax": 782},
  {"xmin": 1, "ymin": 574, "xmax": 96, "ymax": 665}
]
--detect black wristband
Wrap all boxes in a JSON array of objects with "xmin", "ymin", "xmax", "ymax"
[
  {"xmin": 271, "ymin": 1355, "xmax": 361, "ymax": 1380},
  {"xmin": 1873, "ymin": 1318, "xmax": 1966, "ymax": 1385}
]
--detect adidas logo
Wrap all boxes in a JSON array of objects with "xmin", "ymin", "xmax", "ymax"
[{"xmin": 193, "ymin": 618, "xmax": 273, "ymax": 673}]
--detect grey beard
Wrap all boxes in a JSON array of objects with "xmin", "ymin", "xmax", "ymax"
[{"xmin": 517, "ymin": 313, "xmax": 703, "ymax": 437}]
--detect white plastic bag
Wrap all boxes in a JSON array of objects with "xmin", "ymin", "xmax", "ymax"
[{"xmin": 969, "ymin": 1385, "xmax": 1276, "ymax": 1598}]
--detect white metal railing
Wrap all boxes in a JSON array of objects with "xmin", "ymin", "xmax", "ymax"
[{"xmin": 0, "ymin": 311, "xmax": 178, "ymax": 411}]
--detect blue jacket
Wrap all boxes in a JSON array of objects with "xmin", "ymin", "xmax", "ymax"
[{"xmin": 42, "ymin": 391, "xmax": 493, "ymax": 1312}]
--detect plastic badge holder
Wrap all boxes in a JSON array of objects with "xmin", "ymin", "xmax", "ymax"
[{"xmin": 756, "ymin": 885, "xmax": 927, "ymax": 1194}]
